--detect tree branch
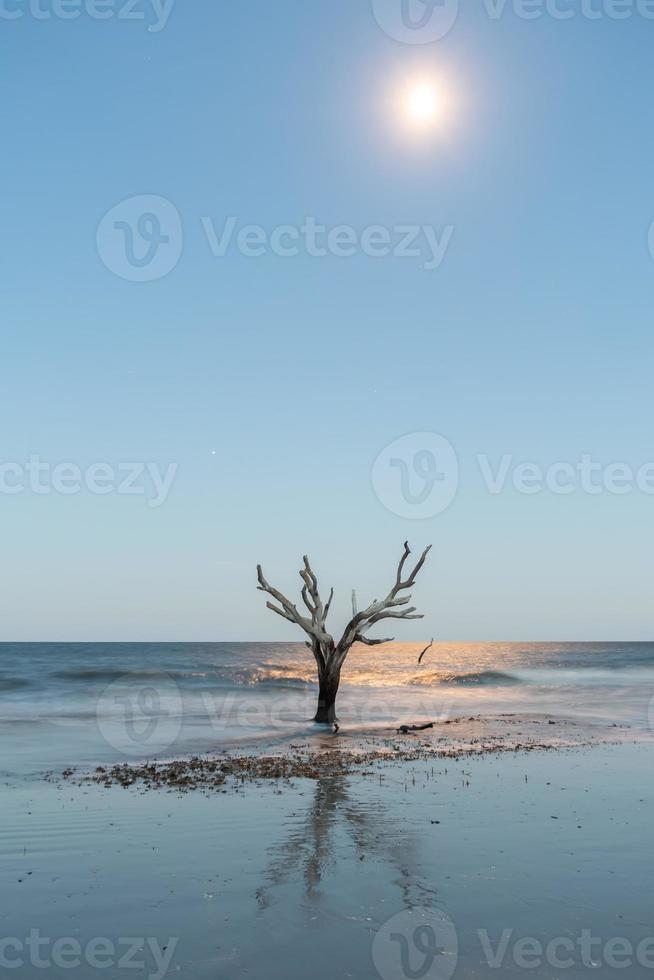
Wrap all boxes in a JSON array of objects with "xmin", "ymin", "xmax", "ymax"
[
  {"xmin": 257, "ymin": 562, "xmax": 334, "ymax": 647},
  {"xmin": 367, "ymin": 609, "xmax": 424, "ymax": 624},
  {"xmin": 336, "ymin": 543, "xmax": 431, "ymax": 656},
  {"xmin": 265, "ymin": 601, "xmax": 296, "ymax": 623},
  {"xmin": 301, "ymin": 585, "xmax": 315, "ymax": 615},
  {"xmin": 355, "ymin": 634, "xmax": 394, "ymax": 646}
]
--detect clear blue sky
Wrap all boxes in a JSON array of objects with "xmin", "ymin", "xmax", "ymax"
[{"xmin": 2, "ymin": 1, "xmax": 653, "ymax": 640}]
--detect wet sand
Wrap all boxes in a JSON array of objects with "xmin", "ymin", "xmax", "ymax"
[
  {"xmin": 54, "ymin": 711, "xmax": 638, "ymax": 793},
  {"xmin": 3, "ymin": 718, "xmax": 653, "ymax": 979}
]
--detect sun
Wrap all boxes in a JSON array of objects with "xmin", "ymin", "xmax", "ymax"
[
  {"xmin": 406, "ymin": 83, "xmax": 442, "ymax": 127},
  {"xmin": 381, "ymin": 69, "xmax": 458, "ymax": 146}
]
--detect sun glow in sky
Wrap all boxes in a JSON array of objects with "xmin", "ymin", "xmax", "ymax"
[
  {"xmin": 406, "ymin": 82, "xmax": 443, "ymax": 127},
  {"xmin": 387, "ymin": 71, "xmax": 455, "ymax": 141}
]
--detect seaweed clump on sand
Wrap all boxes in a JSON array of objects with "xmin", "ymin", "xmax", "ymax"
[{"xmin": 60, "ymin": 750, "xmax": 367, "ymax": 793}]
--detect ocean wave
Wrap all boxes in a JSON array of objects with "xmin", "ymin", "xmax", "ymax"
[
  {"xmin": 510, "ymin": 667, "xmax": 654, "ymax": 687},
  {"xmin": 48, "ymin": 664, "xmax": 315, "ymax": 690},
  {"xmin": 405, "ymin": 665, "xmax": 654, "ymax": 688},
  {"xmin": 50, "ymin": 668, "xmax": 180, "ymax": 682},
  {"xmin": 221, "ymin": 665, "xmax": 314, "ymax": 689},
  {"xmin": 409, "ymin": 669, "xmax": 521, "ymax": 687},
  {"xmin": 414, "ymin": 666, "xmax": 654, "ymax": 688},
  {"xmin": 0, "ymin": 677, "xmax": 32, "ymax": 692},
  {"xmin": 448, "ymin": 669, "xmax": 522, "ymax": 686}
]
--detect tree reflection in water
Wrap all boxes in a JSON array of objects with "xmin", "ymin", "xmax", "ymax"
[{"xmin": 256, "ymin": 761, "xmax": 439, "ymax": 913}]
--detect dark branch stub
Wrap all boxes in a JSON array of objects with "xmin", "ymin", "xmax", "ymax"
[{"xmin": 418, "ymin": 638, "xmax": 434, "ymax": 664}]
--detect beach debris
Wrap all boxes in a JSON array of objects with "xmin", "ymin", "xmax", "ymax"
[
  {"xmin": 50, "ymin": 713, "xmax": 614, "ymax": 795},
  {"xmin": 397, "ymin": 722, "xmax": 435, "ymax": 735}
]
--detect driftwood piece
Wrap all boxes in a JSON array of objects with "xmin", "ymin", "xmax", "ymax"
[{"xmin": 397, "ymin": 722, "xmax": 435, "ymax": 734}]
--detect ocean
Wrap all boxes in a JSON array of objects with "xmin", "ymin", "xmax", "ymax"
[
  {"xmin": 2, "ymin": 641, "xmax": 653, "ymax": 778},
  {"xmin": 2, "ymin": 643, "xmax": 654, "ymax": 980}
]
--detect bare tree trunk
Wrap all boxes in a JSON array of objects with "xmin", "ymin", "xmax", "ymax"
[{"xmin": 315, "ymin": 666, "xmax": 341, "ymax": 723}]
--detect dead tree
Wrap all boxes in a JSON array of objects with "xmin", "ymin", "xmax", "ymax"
[{"xmin": 257, "ymin": 541, "xmax": 431, "ymax": 724}]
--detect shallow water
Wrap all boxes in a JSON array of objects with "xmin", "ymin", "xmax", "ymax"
[
  {"xmin": 2, "ymin": 642, "xmax": 654, "ymax": 776},
  {"xmin": 2, "ymin": 643, "xmax": 654, "ymax": 978},
  {"xmin": 2, "ymin": 744, "xmax": 653, "ymax": 979}
]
